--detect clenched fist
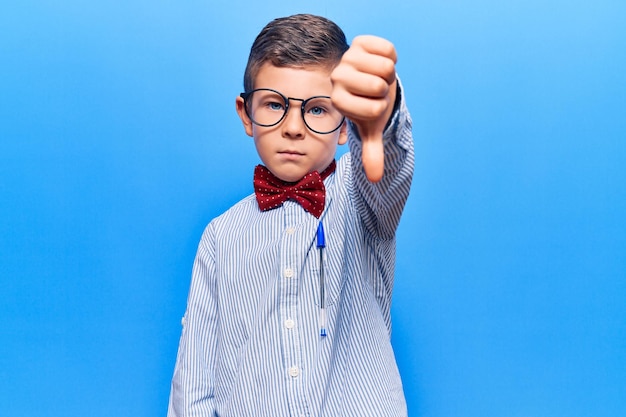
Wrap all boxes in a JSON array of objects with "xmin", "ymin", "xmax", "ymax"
[{"xmin": 331, "ymin": 35, "xmax": 398, "ymax": 182}]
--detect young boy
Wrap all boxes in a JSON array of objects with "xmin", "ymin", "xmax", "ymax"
[{"xmin": 168, "ymin": 13, "xmax": 413, "ymax": 417}]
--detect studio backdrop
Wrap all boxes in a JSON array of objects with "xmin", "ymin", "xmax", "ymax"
[{"xmin": 1, "ymin": 1, "xmax": 625, "ymax": 416}]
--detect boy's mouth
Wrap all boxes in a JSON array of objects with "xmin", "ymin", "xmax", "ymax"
[{"xmin": 278, "ymin": 150, "xmax": 305, "ymax": 156}]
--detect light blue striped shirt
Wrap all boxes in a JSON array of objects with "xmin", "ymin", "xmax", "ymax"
[{"xmin": 168, "ymin": 86, "xmax": 413, "ymax": 417}]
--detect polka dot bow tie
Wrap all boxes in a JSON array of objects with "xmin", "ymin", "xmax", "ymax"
[{"xmin": 253, "ymin": 161, "xmax": 336, "ymax": 218}]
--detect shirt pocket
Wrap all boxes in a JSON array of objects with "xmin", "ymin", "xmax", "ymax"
[{"xmin": 304, "ymin": 246, "xmax": 344, "ymax": 308}]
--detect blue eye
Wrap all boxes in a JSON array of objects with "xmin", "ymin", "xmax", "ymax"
[
  {"xmin": 268, "ymin": 101, "xmax": 284, "ymax": 111},
  {"xmin": 308, "ymin": 106, "xmax": 326, "ymax": 116}
]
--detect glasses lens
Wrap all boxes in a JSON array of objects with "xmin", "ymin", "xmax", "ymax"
[
  {"xmin": 244, "ymin": 90, "xmax": 345, "ymax": 134},
  {"xmin": 303, "ymin": 97, "xmax": 344, "ymax": 134},
  {"xmin": 246, "ymin": 90, "xmax": 286, "ymax": 127}
]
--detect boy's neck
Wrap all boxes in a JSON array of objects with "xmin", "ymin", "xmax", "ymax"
[{"xmin": 267, "ymin": 160, "xmax": 337, "ymax": 185}]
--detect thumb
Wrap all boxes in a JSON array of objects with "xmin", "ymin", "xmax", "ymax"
[{"xmin": 359, "ymin": 121, "xmax": 385, "ymax": 183}]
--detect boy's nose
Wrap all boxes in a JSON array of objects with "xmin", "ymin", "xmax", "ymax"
[{"xmin": 281, "ymin": 106, "xmax": 306, "ymax": 139}]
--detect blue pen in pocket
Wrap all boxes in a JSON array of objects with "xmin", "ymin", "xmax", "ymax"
[{"xmin": 316, "ymin": 221, "xmax": 327, "ymax": 337}]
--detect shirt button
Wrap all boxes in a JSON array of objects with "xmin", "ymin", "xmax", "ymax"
[
  {"xmin": 285, "ymin": 227, "xmax": 295, "ymax": 234},
  {"xmin": 288, "ymin": 366, "xmax": 300, "ymax": 378},
  {"xmin": 285, "ymin": 319, "xmax": 295, "ymax": 329},
  {"xmin": 284, "ymin": 268, "xmax": 294, "ymax": 278}
]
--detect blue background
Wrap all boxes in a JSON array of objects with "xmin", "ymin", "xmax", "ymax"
[{"xmin": 1, "ymin": 1, "xmax": 625, "ymax": 416}]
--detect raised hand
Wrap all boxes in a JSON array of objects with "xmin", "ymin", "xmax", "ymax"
[{"xmin": 331, "ymin": 35, "xmax": 398, "ymax": 182}]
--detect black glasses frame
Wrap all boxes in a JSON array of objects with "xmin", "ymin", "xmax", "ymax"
[{"xmin": 240, "ymin": 88, "xmax": 345, "ymax": 135}]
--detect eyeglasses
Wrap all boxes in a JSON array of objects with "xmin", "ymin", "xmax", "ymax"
[{"xmin": 240, "ymin": 88, "xmax": 345, "ymax": 135}]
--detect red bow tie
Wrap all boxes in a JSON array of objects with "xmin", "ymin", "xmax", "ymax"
[{"xmin": 253, "ymin": 161, "xmax": 336, "ymax": 218}]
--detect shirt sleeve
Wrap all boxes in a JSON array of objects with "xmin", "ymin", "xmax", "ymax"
[
  {"xmin": 168, "ymin": 223, "xmax": 219, "ymax": 417},
  {"xmin": 347, "ymin": 76, "xmax": 414, "ymax": 240}
]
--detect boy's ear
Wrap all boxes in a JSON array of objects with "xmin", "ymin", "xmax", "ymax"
[
  {"xmin": 337, "ymin": 120, "xmax": 348, "ymax": 145},
  {"xmin": 236, "ymin": 96, "xmax": 254, "ymax": 137}
]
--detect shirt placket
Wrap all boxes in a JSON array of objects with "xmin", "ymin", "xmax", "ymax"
[{"xmin": 279, "ymin": 201, "xmax": 310, "ymax": 417}]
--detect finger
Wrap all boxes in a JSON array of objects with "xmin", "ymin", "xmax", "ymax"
[
  {"xmin": 352, "ymin": 35, "xmax": 398, "ymax": 63},
  {"xmin": 340, "ymin": 40, "xmax": 396, "ymax": 87},
  {"xmin": 346, "ymin": 53, "xmax": 397, "ymax": 87},
  {"xmin": 331, "ymin": 86, "xmax": 390, "ymax": 121},
  {"xmin": 331, "ymin": 67, "xmax": 391, "ymax": 100},
  {"xmin": 362, "ymin": 135, "xmax": 385, "ymax": 183}
]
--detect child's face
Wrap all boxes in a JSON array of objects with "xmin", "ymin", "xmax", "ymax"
[{"xmin": 236, "ymin": 64, "xmax": 347, "ymax": 183}]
